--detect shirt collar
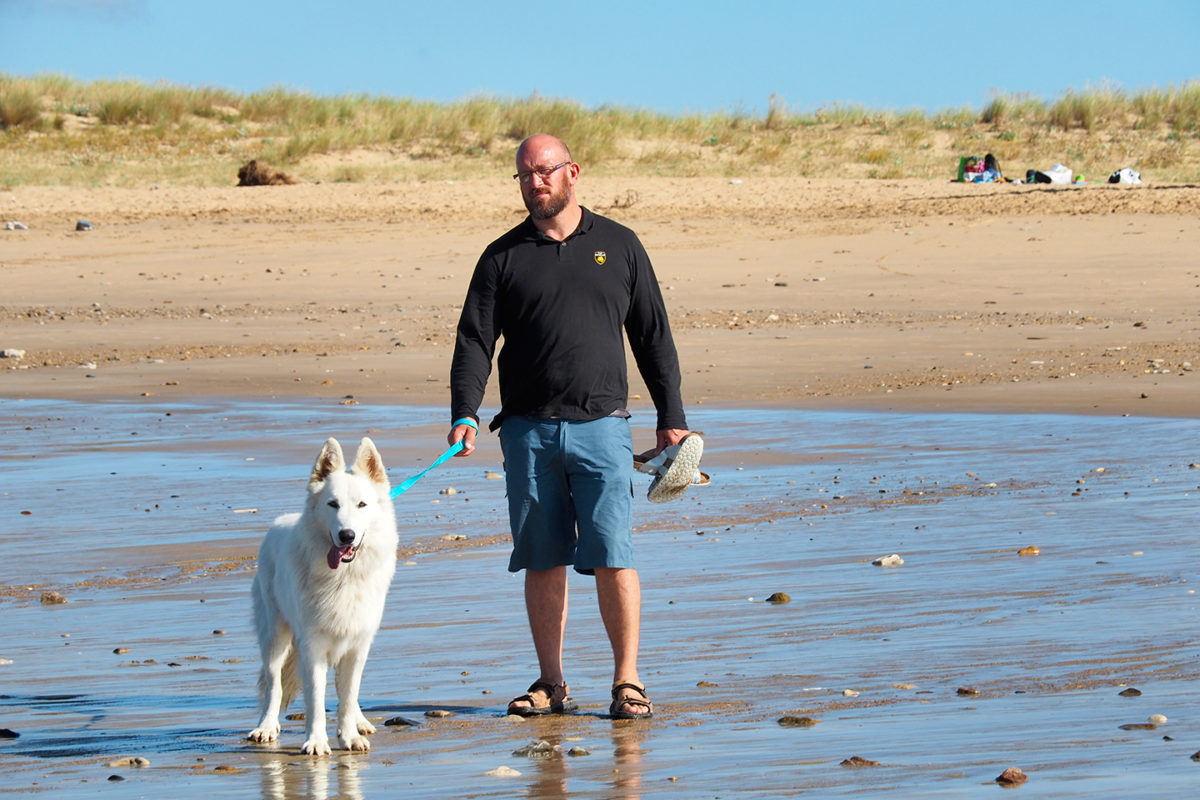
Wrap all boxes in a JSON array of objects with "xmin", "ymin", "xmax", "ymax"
[{"xmin": 523, "ymin": 206, "xmax": 594, "ymax": 243}]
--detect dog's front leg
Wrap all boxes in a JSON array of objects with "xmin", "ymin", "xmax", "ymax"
[
  {"xmin": 335, "ymin": 647, "xmax": 373, "ymax": 751},
  {"xmin": 299, "ymin": 648, "xmax": 331, "ymax": 756}
]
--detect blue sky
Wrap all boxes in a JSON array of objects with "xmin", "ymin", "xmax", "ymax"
[{"xmin": 3, "ymin": 0, "xmax": 1198, "ymax": 114}]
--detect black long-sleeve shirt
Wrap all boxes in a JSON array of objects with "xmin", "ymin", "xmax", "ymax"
[{"xmin": 451, "ymin": 207, "xmax": 687, "ymax": 432}]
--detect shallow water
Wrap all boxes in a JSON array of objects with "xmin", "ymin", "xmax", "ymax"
[{"xmin": 1, "ymin": 398, "xmax": 1198, "ymax": 798}]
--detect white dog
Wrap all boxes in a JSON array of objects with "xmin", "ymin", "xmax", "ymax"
[{"xmin": 247, "ymin": 437, "xmax": 398, "ymax": 755}]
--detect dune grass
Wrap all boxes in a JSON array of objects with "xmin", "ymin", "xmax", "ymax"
[{"xmin": 2, "ymin": 74, "xmax": 1198, "ymax": 187}]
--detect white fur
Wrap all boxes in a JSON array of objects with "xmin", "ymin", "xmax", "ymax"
[{"xmin": 247, "ymin": 437, "xmax": 398, "ymax": 756}]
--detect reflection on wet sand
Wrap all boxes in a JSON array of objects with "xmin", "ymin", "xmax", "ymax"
[
  {"xmin": 260, "ymin": 755, "xmax": 364, "ymax": 800},
  {"xmin": 610, "ymin": 722, "xmax": 646, "ymax": 800}
]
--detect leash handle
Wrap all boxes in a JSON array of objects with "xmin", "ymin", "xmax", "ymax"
[{"xmin": 388, "ymin": 418, "xmax": 480, "ymax": 499}]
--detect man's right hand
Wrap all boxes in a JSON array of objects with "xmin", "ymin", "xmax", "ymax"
[{"xmin": 449, "ymin": 422, "xmax": 477, "ymax": 456}]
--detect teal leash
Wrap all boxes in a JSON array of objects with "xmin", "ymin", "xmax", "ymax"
[{"xmin": 389, "ymin": 418, "xmax": 478, "ymax": 499}]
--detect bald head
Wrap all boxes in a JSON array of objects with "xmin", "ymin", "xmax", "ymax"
[{"xmin": 516, "ymin": 134, "xmax": 572, "ymax": 168}]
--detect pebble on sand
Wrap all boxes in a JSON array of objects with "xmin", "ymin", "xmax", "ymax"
[
  {"xmin": 513, "ymin": 740, "xmax": 555, "ymax": 758},
  {"xmin": 956, "ymin": 687, "xmax": 980, "ymax": 696},
  {"xmin": 840, "ymin": 756, "xmax": 880, "ymax": 768},
  {"xmin": 1148, "ymin": 714, "xmax": 1168, "ymax": 724},
  {"xmin": 424, "ymin": 709, "xmax": 452, "ymax": 718},
  {"xmin": 1017, "ymin": 545, "xmax": 1041, "ymax": 556},
  {"xmin": 872, "ymin": 554, "xmax": 903, "ymax": 567},
  {"xmin": 1118, "ymin": 722, "xmax": 1157, "ymax": 730},
  {"xmin": 107, "ymin": 757, "xmax": 150, "ymax": 768},
  {"xmin": 1118, "ymin": 687, "xmax": 1142, "ymax": 697},
  {"xmin": 842, "ymin": 689, "xmax": 860, "ymax": 697},
  {"xmin": 765, "ymin": 592, "xmax": 791, "ymax": 604},
  {"xmin": 0, "ymin": 729, "xmax": 18, "ymax": 739},
  {"xmin": 996, "ymin": 766, "xmax": 1028, "ymax": 786},
  {"xmin": 485, "ymin": 766, "xmax": 521, "ymax": 777},
  {"xmin": 778, "ymin": 716, "xmax": 819, "ymax": 728},
  {"xmin": 1191, "ymin": 750, "xmax": 1200, "ymax": 762},
  {"xmin": 440, "ymin": 487, "xmax": 457, "ymax": 495},
  {"xmin": 40, "ymin": 591, "xmax": 68, "ymax": 605}
]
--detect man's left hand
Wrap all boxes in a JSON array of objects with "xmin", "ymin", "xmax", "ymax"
[{"xmin": 655, "ymin": 428, "xmax": 690, "ymax": 454}]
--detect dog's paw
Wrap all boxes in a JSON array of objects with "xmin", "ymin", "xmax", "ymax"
[
  {"xmin": 247, "ymin": 724, "xmax": 280, "ymax": 743},
  {"xmin": 300, "ymin": 736, "xmax": 331, "ymax": 756},
  {"xmin": 356, "ymin": 716, "xmax": 376, "ymax": 736},
  {"xmin": 341, "ymin": 732, "xmax": 371, "ymax": 752}
]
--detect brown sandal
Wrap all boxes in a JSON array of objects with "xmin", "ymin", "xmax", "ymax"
[
  {"xmin": 609, "ymin": 682, "xmax": 654, "ymax": 719},
  {"xmin": 507, "ymin": 680, "xmax": 578, "ymax": 717}
]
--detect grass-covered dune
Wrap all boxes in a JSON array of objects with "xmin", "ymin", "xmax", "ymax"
[{"xmin": 2, "ymin": 74, "xmax": 1198, "ymax": 187}]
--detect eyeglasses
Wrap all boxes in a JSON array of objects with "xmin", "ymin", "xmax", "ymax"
[{"xmin": 513, "ymin": 161, "xmax": 570, "ymax": 183}]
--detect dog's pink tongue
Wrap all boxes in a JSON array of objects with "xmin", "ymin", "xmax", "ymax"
[{"xmin": 327, "ymin": 544, "xmax": 353, "ymax": 570}]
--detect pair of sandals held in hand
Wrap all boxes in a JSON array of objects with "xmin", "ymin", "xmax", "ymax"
[
  {"xmin": 508, "ymin": 680, "xmax": 653, "ymax": 720},
  {"xmin": 635, "ymin": 432, "xmax": 707, "ymax": 503}
]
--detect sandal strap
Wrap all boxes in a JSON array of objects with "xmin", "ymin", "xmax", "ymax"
[
  {"xmin": 611, "ymin": 682, "xmax": 649, "ymax": 701},
  {"xmin": 528, "ymin": 681, "xmax": 567, "ymax": 702},
  {"xmin": 511, "ymin": 680, "xmax": 567, "ymax": 708}
]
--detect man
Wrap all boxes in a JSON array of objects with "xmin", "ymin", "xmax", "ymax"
[{"xmin": 448, "ymin": 134, "xmax": 691, "ymax": 719}]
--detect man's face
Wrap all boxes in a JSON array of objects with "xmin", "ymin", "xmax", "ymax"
[{"xmin": 520, "ymin": 163, "xmax": 571, "ymax": 220}]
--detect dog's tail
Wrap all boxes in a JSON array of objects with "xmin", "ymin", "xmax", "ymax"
[
  {"xmin": 257, "ymin": 645, "xmax": 301, "ymax": 714},
  {"xmin": 278, "ymin": 648, "xmax": 300, "ymax": 713}
]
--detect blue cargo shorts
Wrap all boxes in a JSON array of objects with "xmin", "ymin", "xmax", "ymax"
[{"xmin": 498, "ymin": 415, "xmax": 635, "ymax": 574}]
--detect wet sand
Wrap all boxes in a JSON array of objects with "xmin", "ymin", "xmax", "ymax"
[{"xmin": 2, "ymin": 400, "xmax": 1198, "ymax": 798}]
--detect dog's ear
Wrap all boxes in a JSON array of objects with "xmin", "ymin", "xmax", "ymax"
[
  {"xmin": 353, "ymin": 437, "xmax": 388, "ymax": 486},
  {"xmin": 310, "ymin": 438, "xmax": 346, "ymax": 485}
]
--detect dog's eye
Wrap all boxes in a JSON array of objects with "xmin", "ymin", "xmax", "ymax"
[
  {"xmin": 357, "ymin": 501, "xmax": 367, "ymax": 508},
  {"xmin": 327, "ymin": 500, "xmax": 340, "ymax": 509}
]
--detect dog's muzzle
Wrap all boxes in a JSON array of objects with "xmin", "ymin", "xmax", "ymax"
[{"xmin": 327, "ymin": 528, "xmax": 359, "ymax": 570}]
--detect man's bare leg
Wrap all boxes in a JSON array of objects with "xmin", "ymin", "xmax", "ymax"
[
  {"xmin": 596, "ymin": 567, "xmax": 649, "ymax": 716},
  {"xmin": 509, "ymin": 566, "xmax": 568, "ymax": 712}
]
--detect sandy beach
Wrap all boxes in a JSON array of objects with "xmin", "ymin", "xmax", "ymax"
[
  {"xmin": 1, "ymin": 177, "xmax": 1197, "ymax": 415},
  {"xmin": 2, "ymin": 178, "xmax": 1199, "ymax": 797}
]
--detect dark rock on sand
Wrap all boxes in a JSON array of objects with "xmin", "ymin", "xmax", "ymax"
[
  {"xmin": 996, "ymin": 766, "xmax": 1028, "ymax": 786},
  {"xmin": 956, "ymin": 687, "xmax": 980, "ymax": 696},
  {"xmin": 40, "ymin": 591, "xmax": 67, "ymax": 604},
  {"xmin": 778, "ymin": 715, "xmax": 818, "ymax": 728},
  {"xmin": 765, "ymin": 592, "xmax": 791, "ymax": 604},
  {"xmin": 1119, "ymin": 687, "xmax": 1142, "ymax": 697},
  {"xmin": 1190, "ymin": 750, "xmax": 1200, "ymax": 761},
  {"xmin": 0, "ymin": 729, "xmax": 19, "ymax": 738},
  {"xmin": 237, "ymin": 160, "xmax": 297, "ymax": 186},
  {"xmin": 384, "ymin": 715, "xmax": 419, "ymax": 727},
  {"xmin": 840, "ymin": 755, "xmax": 880, "ymax": 767},
  {"xmin": 1119, "ymin": 722, "xmax": 1157, "ymax": 730}
]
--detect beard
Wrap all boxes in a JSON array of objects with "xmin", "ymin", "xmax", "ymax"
[{"xmin": 524, "ymin": 182, "xmax": 569, "ymax": 220}]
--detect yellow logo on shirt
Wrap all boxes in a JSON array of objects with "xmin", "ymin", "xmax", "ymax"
[{"xmin": 593, "ymin": 250, "xmax": 607, "ymax": 265}]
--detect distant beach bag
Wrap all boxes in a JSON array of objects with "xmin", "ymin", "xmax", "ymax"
[
  {"xmin": 1108, "ymin": 167, "xmax": 1142, "ymax": 184},
  {"xmin": 1027, "ymin": 164, "xmax": 1073, "ymax": 185}
]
